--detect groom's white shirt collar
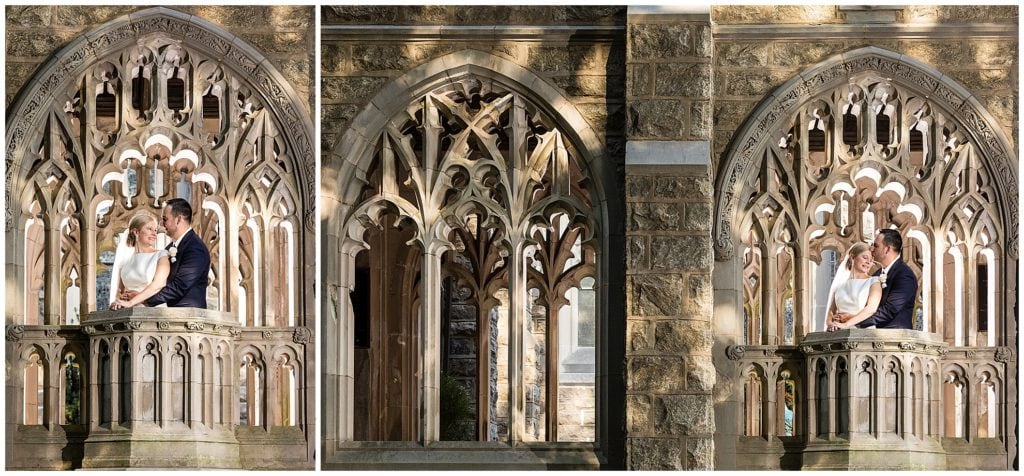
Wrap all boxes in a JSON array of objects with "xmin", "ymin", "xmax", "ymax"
[
  {"xmin": 880, "ymin": 256, "xmax": 899, "ymax": 275},
  {"xmin": 172, "ymin": 227, "xmax": 194, "ymax": 248}
]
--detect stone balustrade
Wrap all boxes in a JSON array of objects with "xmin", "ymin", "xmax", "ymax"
[
  {"xmin": 725, "ymin": 329, "xmax": 1014, "ymax": 470},
  {"xmin": 5, "ymin": 307, "xmax": 313, "ymax": 470}
]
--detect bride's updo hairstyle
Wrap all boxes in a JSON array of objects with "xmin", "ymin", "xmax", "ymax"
[
  {"xmin": 845, "ymin": 242, "xmax": 871, "ymax": 270},
  {"xmin": 126, "ymin": 212, "xmax": 158, "ymax": 247}
]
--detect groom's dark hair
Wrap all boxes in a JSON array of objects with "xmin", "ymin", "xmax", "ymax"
[
  {"xmin": 878, "ymin": 228, "xmax": 902, "ymax": 253},
  {"xmin": 166, "ymin": 198, "xmax": 193, "ymax": 224}
]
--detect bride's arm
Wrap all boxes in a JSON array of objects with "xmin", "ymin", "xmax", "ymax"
[
  {"xmin": 836, "ymin": 283, "xmax": 883, "ymax": 329},
  {"xmin": 123, "ymin": 257, "xmax": 171, "ymax": 307}
]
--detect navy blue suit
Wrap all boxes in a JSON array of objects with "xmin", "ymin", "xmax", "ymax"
[
  {"xmin": 857, "ymin": 258, "xmax": 917, "ymax": 329},
  {"xmin": 146, "ymin": 229, "xmax": 210, "ymax": 308}
]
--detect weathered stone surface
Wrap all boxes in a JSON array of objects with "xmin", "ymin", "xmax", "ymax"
[
  {"xmin": 6, "ymin": 31, "xmax": 78, "ymax": 57},
  {"xmin": 6, "ymin": 61, "xmax": 40, "ymax": 106},
  {"xmin": 322, "ymin": 44, "xmax": 349, "ymax": 74},
  {"xmin": 628, "ymin": 319, "xmax": 651, "ymax": 352},
  {"xmin": 945, "ymin": 69, "xmax": 1013, "ymax": 92},
  {"xmin": 626, "ymin": 394, "xmax": 652, "ymax": 434},
  {"xmin": 654, "ymin": 176, "xmax": 712, "ymax": 200},
  {"xmin": 966, "ymin": 40, "xmax": 1018, "ymax": 67},
  {"xmin": 353, "ymin": 44, "xmax": 411, "ymax": 71},
  {"xmin": 628, "ymin": 437, "xmax": 682, "ymax": 470},
  {"xmin": 449, "ymin": 338, "xmax": 475, "ymax": 357},
  {"xmin": 630, "ymin": 203, "xmax": 683, "ymax": 231},
  {"xmin": 630, "ymin": 24, "xmax": 691, "ymax": 60},
  {"xmin": 684, "ymin": 203, "xmax": 712, "ymax": 232},
  {"xmin": 193, "ymin": 6, "xmax": 311, "ymax": 29},
  {"xmin": 651, "ymin": 235, "xmax": 711, "ymax": 271},
  {"xmin": 686, "ymin": 437, "xmax": 715, "ymax": 470},
  {"xmin": 626, "ymin": 175, "xmax": 653, "ymax": 198},
  {"xmin": 550, "ymin": 75, "xmax": 613, "ymax": 97},
  {"xmin": 323, "ymin": 6, "xmax": 400, "ymax": 24},
  {"xmin": 528, "ymin": 44, "xmax": 620, "ymax": 74},
  {"xmin": 711, "ymin": 5, "xmax": 838, "ymax": 24},
  {"xmin": 322, "ymin": 104, "xmax": 362, "ymax": 137},
  {"xmin": 279, "ymin": 59, "xmax": 311, "ymax": 92},
  {"xmin": 690, "ymin": 101, "xmax": 712, "ymax": 139},
  {"xmin": 7, "ymin": 6, "xmax": 52, "ymax": 27},
  {"xmin": 238, "ymin": 32, "xmax": 308, "ymax": 55},
  {"xmin": 655, "ymin": 63, "xmax": 712, "ymax": 98},
  {"xmin": 899, "ymin": 41, "xmax": 965, "ymax": 67},
  {"xmin": 406, "ymin": 43, "xmax": 462, "ymax": 65},
  {"xmin": 904, "ymin": 5, "xmax": 1018, "ymax": 24},
  {"xmin": 627, "ymin": 236, "xmax": 647, "ymax": 270},
  {"xmin": 686, "ymin": 357, "xmax": 716, "ymax": 392},
  {"xmin": 629, "ymin": 356, "xmax": 684, "ymax": 392},
  {"xmin": 54, "ymin": 5, "xmax": 135, "ymax": 26},
  {"xmin": 981, "ymin": 94, "xmax": 1017, "ymax": 135},
  {"xmin": 719, "ymin": 70, "xmax": 789, "ymax": 97},
  {"xmin": 576, "ymin": 103, "xmax": 611, "ymax": 133},
  {"xmin": 716, "ymin": 42, "xmax": 769, "ymax": 67},
  {"xmin": 630, "ymin": 274, "xmax": 683, "ymax": 316},
  {"xmin": 630, "ymin": 64, "xmax": 653, "ymax": 97},
  {"xmin": 447, "ymin": 357, "xmax": 476, "ymax": 377},
  {"xmin": 629, "ymin": 100, "xmax": 686, "ymax": 138},
  {"xmin": 713, "ymin": 100, "xmax": 755, "ymax": 130},
  {"xmin": 688, "ymin": 274, "xmax": 713, "ymax": 313},
  {"xmin": 653, "ymin": 394, "xmax": 714, "ymax": 434},
  {"xmin": 654, "ymin": 320, "xmax": 713, "ymax": 354},
  {"xmin": 694, "ymin": 25, "xmax": 712, "ymax": 58},
  {"xmin": 772, "ymin": 41, "xmax": 846, "ymax": 68},
  {"xmin": 322, "ymin": 77, "xmax": 387, "ymax": 104}
]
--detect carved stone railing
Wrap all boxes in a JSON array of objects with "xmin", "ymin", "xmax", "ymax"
[
  {"xmin": 725, "ymin": 329, "xmax": 1015, "ymax": 470},
  {"xmin": 5, "ymin": 308, "xmax": 313, "ymax": 470}
]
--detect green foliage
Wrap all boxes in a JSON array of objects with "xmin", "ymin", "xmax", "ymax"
[{"xmin": 439, "ymin": 372, "xmax": 474, "ymax": 441}]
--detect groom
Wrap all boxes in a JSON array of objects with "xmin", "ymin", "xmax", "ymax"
[
  {"xmin": 834, "ymin": 229, "xmax": 917, "ymax": 329},
  {"xmin": 136, "ymin": 198, "xmax": 210, "ymax": 308}
]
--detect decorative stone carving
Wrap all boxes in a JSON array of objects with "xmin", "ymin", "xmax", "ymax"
[
  {"xmin": 937, "ymin": 347, "xmax": 949, "ymax": 357},
  {"xmin": 763, "ymin": 347, "xmax": 776, "ymax": 358},
  {"xmin": 966, "ymin": 349, "xmax": 978, "ymax": 359},
  {"xmin": 994, "ymin": 347, "xmax": 1013, "ymax": 362},
  {"xmin": 726, "ymin": 345, "xmax": 745, "ymax": 360},
  {"xmin": 899, "ymin": 342, "xmax": 916, "ymax": 351},
  {"xmin": 872, "ymin": 342, "xmax": 884, "ymax": 350},
  {"xmin": 186, "ymin": 322, "xmax": 205, "ymax": 331},
  {"xmin": 44, "ymin": 328, "xmax": 59, "ymax": 337},
  {"xmin": 292, "ymin": 327, "xmax": 312, "ymax": 344},
  {"xmin": 126, "ymin": 321, "xmax": 143, "ymax": 330},
  {"xmin": 262, "ymin": 330, "xmax": 274, "ymax": 340},
  {"xmin": 842, "ymin": 342, "xmax": 859, "ymax": 350},
  {"xmin": 158, "ymin": 321, "xmax": 170, "ymax": 330},
  {"xmin": 82, "ymin": 326, "xmax": 97, "ymax": 335},
  {"xmin": 800, "ymin": 345, "xmax": 814, "ymax": 354},
  {"xmin": 6, "ymin": 325, "xmax": 25, "ymax": 342},
  {"xmin": 229, "ymin": 327, "xmax": 242, "ymax": 337},
  {"xmin": 102, "ymin": 323, "xmax": 115, "ymax": 332}
]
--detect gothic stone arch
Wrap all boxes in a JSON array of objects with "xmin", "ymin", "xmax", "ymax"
[{"xmin": 322, "ymin": 48, "xmax": 622, "ymax": 465}]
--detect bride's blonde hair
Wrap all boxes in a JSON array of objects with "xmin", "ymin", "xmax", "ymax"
[
  {"xmin": 126, "ymin": 212, "xmax": 158, "ymax": 247},
  {"xmin": 845, "ymin": 242, "xmax": 871, "ymax": 270}
]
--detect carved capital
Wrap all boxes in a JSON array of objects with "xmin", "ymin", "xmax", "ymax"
[
  {"xmin": 800, "ymin": 345, "xmax": 814, "ymax": 354},
  {"xmin": 994, "ymin": 347, "xmax": 1013, "ymax": 362},
  {"xmin": 292, "ymin": 326, "xmax": 312, "ymax": 344},
  {"xmin": 229, "ymin": 327, "xmax": 242, "ymax": 338},
  {"xmin": 102, "ymin": 323, "xmax": 115, "ymax": 332},
  {"xmin": 6, "ymin": 325, "xmax": 25, "ymax": 342},
  {"xmin": 763, "ymin": 347, "xmax": 776, "ymax": 358},
  {"xmin": 937, "ymin": 347, "xmax": 949, "ymax": 357},
  {"xmin": 725, "ymin": 345, "xmax": 745, "ymax": 360},
  {"xmin": 842, "ymin": 342, "xmax": 859, "ymax": 350}
]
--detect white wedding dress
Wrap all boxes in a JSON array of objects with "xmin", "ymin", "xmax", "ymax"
[
  {"xmin": 119, "ymin": 250, "xmax": 168, "ymax": 307},
  {"xmin": 831, "ymin": 277, "xmax": 879, "ymax": 314}
]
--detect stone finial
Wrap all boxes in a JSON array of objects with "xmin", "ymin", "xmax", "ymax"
[
  {"xmin": 6, "ymin": 325, "xmax": 25, "ymax": 342},
  {"xmin": 725, "ymin": 345, "xmax": 745, "ymax": 360}
]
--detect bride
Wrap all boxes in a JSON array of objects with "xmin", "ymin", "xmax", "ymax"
[
  {"xmin": 825, "ymin": 242, "xmax": 883, "ymax": 331},
  {"xmin": 110, "ymin": 212, "xmax": 170, "ymax": 310}
]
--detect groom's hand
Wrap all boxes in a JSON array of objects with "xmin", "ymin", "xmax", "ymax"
[
  {"xmin": 122, "ymin": 290, "xmax": 139, "ymax": 300},
  {"xmin": 833, "ymin": 312, "xmax": 852, "ymax": 323}
]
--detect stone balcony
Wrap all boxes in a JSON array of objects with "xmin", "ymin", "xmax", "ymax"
[
  {"xmin": 724, "ymin": 329, "xmax": 1014, "ymax": 470},
  {"xmin": 5, "ymin": 307, "xmax": 313, "ymax": 470}
]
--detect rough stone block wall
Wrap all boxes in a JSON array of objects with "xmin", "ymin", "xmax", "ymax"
[
  {"xmin": 320, "ymin": 5, "xmax": 626, "ymax": 157},
  {"xmin": 625, "ymin": 12, "xmax": 716, "ymax": 471},
  {"xmin": 5, "ymin": 5, "xmax": 314, "ymax": 113},
  {"xmin": 710, "ymin": 5, "xmax": 1018, "ymax": 171}
]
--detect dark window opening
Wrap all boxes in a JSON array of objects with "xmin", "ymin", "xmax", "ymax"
[
  {"xmin": 842, "ymin": 109, "xmax": 858, "ymax": 145},
  {"xmin": 167, "ymin": 68, "xmax": 185, "ymax": 111},
  {"xmin": 978, "ymin": 263, "xmax": 988, "ymax": 332},
  {"xmin": 131, "ymin": 66, "xmax": 150, "ymax": 111},
  {"xmin": 876, "ymin": 113, "xmax": 891, "ymax": 145}
]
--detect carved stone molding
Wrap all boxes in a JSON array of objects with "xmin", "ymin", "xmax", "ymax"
[
  {"xmin": 726, "ymin": 345, "xmax": 745, "ymax": 360},
  {"xmin": 102, "ymin": 323, "xmax": 115, "ymax": 332},
  {"xmin": 229, "ymin": 327, "xmax": 242, "ymax": 338},
  {"xmin": 842, "ymin": 342, "xmax": 859, "ymax": 350},
  {"xmin": 899, "ymin": 342, "xmax": 916, "ymax": 351},
  {"xmin": 6, "ymin": 325, "xmax": 25, "ymax": 342},
  {"xmin": 800, "ymin": 345, "xmax": 814, "ymax": 354},
  {"xmin": 763, "ymin": 347, "xmax": 777, "ymax": 358},
  {"xmin": 937, "ymin": 347, "xmax": 949, "ymax": 357},
  {"xmin": 292, "ymin": 327, "xmax": 312, "ymax": 344},
  {"xmin": 714, "ymin": 47, "xmax": 1018, "ymax": 261},
  {"xmin": 186, "ymin": 322, "xmax": 205, "ymax": 331},
  {"xmin": 966, "ymin": 350, "xmax": 978, "ymax": 359}
]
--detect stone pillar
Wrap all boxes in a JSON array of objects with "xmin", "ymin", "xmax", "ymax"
[{"xmin": 625, "ymin": 6, "xmax": 715, "ymax": 470}]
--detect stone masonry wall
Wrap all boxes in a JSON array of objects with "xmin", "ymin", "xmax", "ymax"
[
  {"xmin": 6, "ymin": 6, "xmax": 314, "ymax": 114},
  {"xmin": 320, "ymin": 6, "xmax": 626, "ymax": 157},
  {"xmin": 625, "ymin": 12, "xmax": 716, "ymax": 470},
  {"xmin": 710, "ymin": 5, "xmax": 1018, "ymax": 171}
]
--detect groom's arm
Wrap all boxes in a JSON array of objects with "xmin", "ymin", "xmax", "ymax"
[
  {"xmin": 857, "ymin": 269, "xmax": 917, "ymax": 328},
  {"xmin": 146, "ymin": 243, "xmax": 210, "ymax": 307}
]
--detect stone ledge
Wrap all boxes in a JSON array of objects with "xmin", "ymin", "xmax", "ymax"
[
  {"xmin": 626, "ymin": 140, "xmax": 710, "ymax": 166},
  {"xmin": 325, "ymin": 442, "xmax": 603, "ymax": 470}
]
